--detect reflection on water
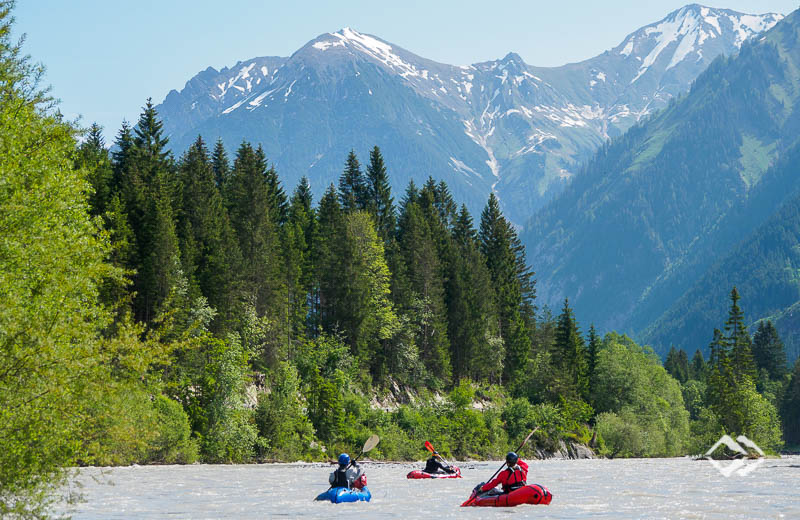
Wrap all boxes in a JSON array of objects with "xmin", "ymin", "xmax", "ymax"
[{"xmin": 63, "ymin": 457, "xmax": 800, "ymax": 519}]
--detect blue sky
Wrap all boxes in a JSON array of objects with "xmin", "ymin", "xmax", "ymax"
[{"xmin": 13, "ymin": 1, "xmax": 798, "ymax": 141}]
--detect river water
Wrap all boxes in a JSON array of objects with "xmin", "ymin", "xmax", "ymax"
[{"xmin": 62, "ymin": 457, "xmax": 800, "ymax": 519}]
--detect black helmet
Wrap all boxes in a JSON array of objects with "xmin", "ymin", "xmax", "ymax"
[{"xmin": 506, "ymin": 451, "xmax": 519, "ymax": 466}]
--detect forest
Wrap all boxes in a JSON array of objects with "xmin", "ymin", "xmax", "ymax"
[{"xmin": 1, "ymin": 4, "xmax": 800, "ymax": 517}]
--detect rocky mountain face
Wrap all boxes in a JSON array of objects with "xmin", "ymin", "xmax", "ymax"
[
  {"xmin": 524, "ymin": 8, "xmax": 800, "ymax": 360},
  {"xmin": 155, "ymin": 4, "xmax": 781, "ymax": 224}
]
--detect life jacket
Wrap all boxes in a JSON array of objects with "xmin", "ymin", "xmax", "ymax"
[
  {"xmin": 502, "ymin": 465, "xmax": 527, "ymax": 492},
  {"xmin": 424, "ymin": 458, "xmax": 444, "ymax": 474},
  {"xmin": 331, "ymin": 466, "xmax": 350, "ymax": 488}
]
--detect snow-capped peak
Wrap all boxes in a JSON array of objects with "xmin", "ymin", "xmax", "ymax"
[
  {"xmin": 617, "ymin": 4, "xmax": 782, "ymax": 84},
  {"xmin": 310, "ymin": 27, "xmax": 427, "ymax": 80}
]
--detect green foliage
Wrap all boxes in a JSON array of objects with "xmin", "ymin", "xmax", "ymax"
[
  {"xmin": 150, "ymin": 395, "xmax": 199, "ymax": 464},
  {"xmin": 681, "ymin": 379, "xmax": 707, "ymax": 420},
  {"xmin": 664, "ymin": 347, "xmax": 690, "ymax": 383},
  {"xmin": 255, "ymin": 362, "xmax": 316, "ymax": 460},
  {"xmin": 593, "ymin": 333, "xmax": 690, "ymax": 456},
  {"xmin": 339, "ymin": 150, "xmax": 368, "ymax": 212},
  {"xmin": 690, "ymin": 349, "xmax": 706, "ymax": 381},
  {"xmin": 0, "ymin": 2, "xmax": 124, "ymax": 512},
  {"xmin": 201, "ymin": 335, "xmax": 258, "ymax": 463},
  {"xmin": 177, "ymin": 136, "xmax": 242, "ymax": 331},
  {"xmin": 225, "ymin": 142, "xmax": 285, "ymax": 321},
  {"xmin": 781, "ymin": 359, "xmax": 800, "ymax": 445},
  {"xmin": 595, "ymin": 412, "xmax": 647, "ymax": 458},
  {"xmin": 752, "ymin": 320, "xmax": 788, "ymax": 380},
  {"xmin": 479, "ymin": 194, "xmax": 531, "ymax": 389},
  {"xmin": 704, "ymin": 291, "xmax": 784, "ymax": 452},
  {"xmin": 553, "ymin": 299, "xmax": 588, "ymax": 399}
]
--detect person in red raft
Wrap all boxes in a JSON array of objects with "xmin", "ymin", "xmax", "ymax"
[
  {"xmin": 424, "ymin": 450, "xmax": 457, "ymax": 475},
  {"xmin": 474, "ymin": 451, "xmax": 528, "ymax": 496}
]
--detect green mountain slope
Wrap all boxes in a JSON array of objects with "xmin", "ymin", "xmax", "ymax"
[{"xmin": 523, "ymin": 10, "xmax": 800, "ymax": 358}]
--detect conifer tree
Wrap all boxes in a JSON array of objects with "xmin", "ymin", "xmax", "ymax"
[
  {"xmin": 396, "ymin": 199, "xmax": 451, "ymax": 383},
  {"xmin": 554, "ymin": 298, "xmax": 587, "ymax": 398},
  {"xmin": 479, "ymin": 193, "xmax": 531, "ymax": 389},
  {"xmin": 401, "ymin": 178, "xmax": 419, "ymax": 208},
  {"xmin": 256, "ymin": 144, "xmax": 288, "ymax": 226},
  {"xmin": 177, "ymin": 135, "xmax": 242, "ymax": 329},
  {"xmin": 313, "ymin": 184, "xmax": 343, "ymax": 331},
  {"xmin": 316, "ymin": 207, "xmax": 398, "ymax": 376},
  {"xmin": 339, "ymin": 150, "xmax": 367, "ymax": 212},
  {"xmin": 283, "ymin": 177, "xmax": 316, "ymax": 342},
  {"xmin": 119, "ymin": 100, "xmax": 183, "ymax": 323},
  {"xmin": 586, "ymin": 324, "xmax": 600, "ymax": 397},
  {"xmin": 364, "ymin": 146, "xmax": 395, "ymax": 243},
  {"xmin": 664, "ymin": 347, "xmax": 689, "ymax": 383},
  {"xmin": 211, "ymin": 138, "xmax": 230, "ymax": 188},
  {"xmin": 723, "ymin": 287, "xmax": 756, "ymax": 382},
  {"xmin": 226, "ymin": 142, "xmax": 285, "ymax": 324},
  {"xmin": 752, "ymin": 321, "xmax": 787, "ymax": 380},
  {"xmin": 447, "ymin": 204, "xmax": 500, "ymax": 382},
  {"xmin": 690, "ymin": 349, "xmax": 706, "ymax": 381},
  {"xmin": 111, "ymin": 120, "xmax": 134, "ymax": 197},
  {"xmin": 77, "ymin": 123, "xmax": 113, "ymax": 217},
  {"xmin": 780, "ymin": 359, "xmax": 800, "ymax": 445}
]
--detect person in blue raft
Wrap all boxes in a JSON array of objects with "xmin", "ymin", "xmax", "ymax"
[
  {"xmin": 315, "ymin": 453, "xmax": 371, "ymax": 503},
  {"xmin": 329, "ymin": 453, "xmax": 363, "ymax": 488}
]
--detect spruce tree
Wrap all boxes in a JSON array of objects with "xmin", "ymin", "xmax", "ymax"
[
  {"xmin": 364, "ymin": 145, "xmax": 395, "ymax": 243},
  {"xmin": 780, "ymin": 359, "xmax": 800, "ymax": 445},
  {"xmin": 752, "ymin": 321, "xmax": 787, "ymax": 380},
  {"xmin": 339, "ymin": 150, "xmax": 367, "ymax": 212},
  {"xmin": 226, "ymin": 142, "xmax": 285, "ymax": 329},
  {"xmin": 77, "ymin": 123, "xmax": 113, "ymax": 217},
  {"xmin": 256, "ymin": 144, "xmax": 288, "ymax": 226},
  {"xmin": 111, "ymin": 120, "xmax": 134, "ymax": 196},
  {"xmin": 283, "ymin": 177, "xmax": 316, "ymax": 343},
  {"xmin": 586, "ymin": 324, "xmax": 600, "ymax": 397},
  {"xmin": 313, "ymin": 184, "xmax": 343, "ymax": 331},
  {"xmin": 723, "ymin": 287, "xmax": 756, "ymax": 382},
  {"xmin": 177, "ymin": 135, "xmax": 242, "ymax": 329},
  {"xmin": 211, "ymin": 138, "xmax": 230, "ymax": 188},
  {"xmin": 479, "ymin": 193, "xmax": 531, "ymax": 389},
  {"xmin": 396, "ymin": 199, "xmax": 451, "ymax": 383},
  {"xmin": 554, "ymin": 298, "xmax": 588, "ymax": 398},
  {"xmin": 118, "ymin": 100, "xmax": 183, "ymax": 323},
  {"xmin": 690, "ymin": 349, "xmax": 706, "ymax": 381}
]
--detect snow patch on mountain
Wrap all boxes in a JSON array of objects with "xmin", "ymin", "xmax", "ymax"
[
  {"xmin": 312, "ymin": 39, "xmax": 346, "ymax": 51},
  {"xmin": 622, "ymin": 6, "xmax": 782, "ymax": 84},
  {"xmin": 333, "ymin": 27, "xmax": 427, "ymax": 80},
  {"xmin": 450, "ymin": 157, "xmax": 481, "ymax": 178}
]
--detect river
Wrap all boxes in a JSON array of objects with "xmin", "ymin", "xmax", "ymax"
[{"xmin": 62, "ymin": 456, "xmax": 800, "ymax": 519}]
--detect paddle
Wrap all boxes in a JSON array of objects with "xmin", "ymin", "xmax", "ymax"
[
  {"xmin": 461, "ymin": 426, "xmax": 539, "ymax": 507},
  {"xmin": 321, "ymin": 434, "xmax": 380, "ymax": 495},
  {"xmin": 424, "ymin": 441, "xmax": 454, "ymax": 472}
]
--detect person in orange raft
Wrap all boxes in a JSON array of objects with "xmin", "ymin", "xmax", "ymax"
[{"xmin": 475, "ymin": 451, "xmax": 528, "ymax": 495}]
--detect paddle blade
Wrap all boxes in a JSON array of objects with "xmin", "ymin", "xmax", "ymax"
[
  {"xmin": 518, "ymin": 426, "xmax": 539, "ymax": 452},
  {"xmin": 362, "ymin": 434, "xmax": 380, "ymax": 453},
  {"xmin": 460, "ymin": 491, "xmax": 477, "ymax": 507},
  {"xmin": 424, "ymin": 441, "xmax": 435, "ymax": 453}
]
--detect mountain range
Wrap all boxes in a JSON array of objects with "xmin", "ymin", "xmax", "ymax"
[
  {"xmin": 524, "ymin": 7, "xmax": 800, "ymax": 361},
  {"xmin": 154, "ymin": 4, "xmax": 800, "ymax": 361},
  {"xmin": 155, "ymin": 4, "xmax": 781, "ymax": 224}
]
